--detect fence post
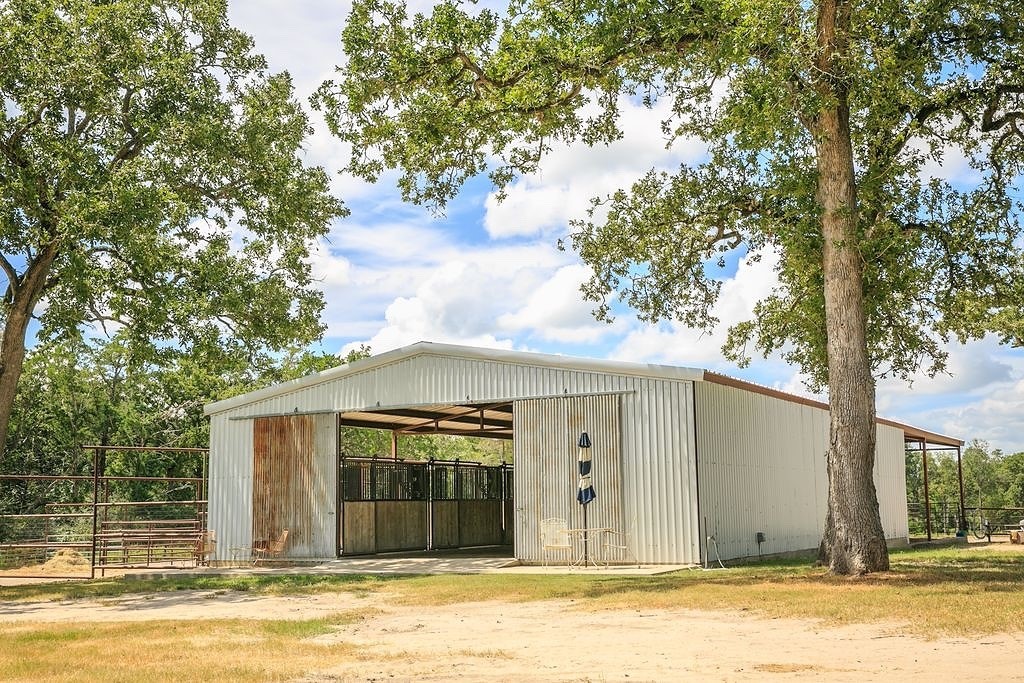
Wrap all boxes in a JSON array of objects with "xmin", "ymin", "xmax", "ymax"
[
  {"xmin": 921, "ymin": 440, "xmax": 932, "ymax": 541},
  {"xmin": 956, "ymin": 445, "xmax": 967, "ymax": 533},
  {"xmin": 427, "ymin": 458, "xmax": 434, "ymax": 551},
  {"xmin": 89, "ymin": 447, "xmax": 98, "ymax": 579}
]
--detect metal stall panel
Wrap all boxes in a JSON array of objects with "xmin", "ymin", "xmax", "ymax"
[
  {"xmin": 252, "ymin": 414, "xmax": 337, "ymax": 560},
  {"xmin": 339, "ymin": 459, "xmax": 429, "ymax": 555},
  {"xmin": 696, "ymin": 381, "xmax": 909, "ymax": 561},
  {"xmin": 513, "ymin": 394, "xmax": 624, "ymax": 563}
]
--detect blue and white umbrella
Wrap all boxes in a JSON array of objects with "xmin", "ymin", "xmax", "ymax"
[
  {"xmin": 577, "ymin": 432, "xmax": 596, "ymax": 505},
  {"xmin": 577, "ymin": 432, "xmax": 596, "ymax": 564}
]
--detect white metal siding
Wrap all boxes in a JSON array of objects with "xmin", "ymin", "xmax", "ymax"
[
  {"xmin": 211, "ymin": 355, "xmax": 678, "ymax": 419},
  {"xmin": 695, "ymin": 382, "xmax": 908, "ymax": 561},
  {"xmin": 208, "ymin": 414, "xmax": 253, "ymax": 563},
  {"xmin": 622, "ymin": 379, "xmax": 700, "ymax": 564},
  {"xmin": 210, "ymin": 352, "xmax": 701, "ymax": 565},
  {"xmin": 302, "ymin": 413, "xmax": 338, "ymax": 558},
  {"xmin": 875, "ymin": 423, "xmax": 909, "ymax": 543},
  {"xmin": 513, "ymin": 395, "xmax": 624, "ymax": 563}
]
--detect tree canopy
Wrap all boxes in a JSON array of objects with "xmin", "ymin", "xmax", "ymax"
[
  {"xmin": 319, "ymin": 0, "xmax": 1022, "ymax": 384},
  {"xmin": 0, "ymin": 0, "xmax": 344, "ymax": 457},
  {"xmin": 318, "ymin": 0, "xmax": 1024, "ymax": 574}
]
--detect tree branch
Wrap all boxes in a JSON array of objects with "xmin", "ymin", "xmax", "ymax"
[
  {"xmin": 981, "ymin": 85, "xmax": 1024, "ymax": 133},
  {"xmin": 0, "ymin": 254, "xmax": 19, "ymax": 296}
]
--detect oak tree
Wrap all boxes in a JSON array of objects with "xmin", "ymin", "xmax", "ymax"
[
  {"xmin": 0, "ymin": 0, "xmax": 344, "ymax": 458},
  {"xmin": 317, "ymin": 0, "xmax": 1024, "ymax": 573}
]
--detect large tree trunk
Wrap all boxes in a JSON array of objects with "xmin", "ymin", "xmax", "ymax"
[
  {"xmin": 0, "ymin": 244, "xmax": 59, "ymax": 460},
  {"xmin": 814, "ymin": 0, "xmax": 889, "ymax": 575}
]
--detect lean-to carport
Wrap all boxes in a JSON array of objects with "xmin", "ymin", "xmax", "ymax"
[{"xmin": 896, "ymin": 421, "xmax": 966, "ymax": 540}]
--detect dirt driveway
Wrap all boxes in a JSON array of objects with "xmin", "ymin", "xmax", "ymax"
[{"xmin": 3, "ymin": 588, "xmax": 1021, "ymax": 682}]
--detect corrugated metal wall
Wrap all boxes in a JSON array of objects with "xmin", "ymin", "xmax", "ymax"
[
  {"xmin": 208, "ymin": 414, "xmax": 253, "ymax": 562},
  {"xmin": 695, "ymin": 381, "xmax": 908, "ymax": 561},
  {"xmin": 208, "ymin": 413, "xmax": 335, "ymax": 562},
  {"xmin": 625, "ymin": 379, "xmax": 700, "ymax": 564},
  {"xmin": 875, "ymin": 423, "xmax": 910, "ymax": 542},
  {"xmin": 210, "ymin": 354, "xmax": 688, "ymax": 418},
  {"xmin": 513, "ymin": 395, "xmax": 623, "ymax": 563},
  {"xmin": 210, "ymin": 352, "xmax": 701, "ymax": 564}
]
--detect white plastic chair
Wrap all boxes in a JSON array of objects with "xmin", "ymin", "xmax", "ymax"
[{"xmin": 540, "ymin": 518, "xmax": 572, "ymax": 566}]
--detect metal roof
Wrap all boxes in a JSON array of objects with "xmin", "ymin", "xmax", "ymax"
[
  {"xmin": 204, "ymin": 341, "xmax": 703, "ymax": 416},
  {"xmin": 203, "ymin": 340, "xmax": 962, "ymax": 447}
]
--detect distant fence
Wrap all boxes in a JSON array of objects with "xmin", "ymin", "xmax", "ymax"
[
  {"xmin": 0, "ymin": 446, "xmax": 208, "ymax": 578},
  {"xmin": 340, "ymin": 457, "xmax": 513, "ymax": 555},
  {"xmin": 907, "ymin": 501, "xmax": 963, "ymax": 538},
  {"xmin": 908, "ymin": 502, "xmax": 1024, "ymax": 539}
]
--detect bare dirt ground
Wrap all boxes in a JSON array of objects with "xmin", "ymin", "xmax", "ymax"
[{"xmin": 2, "ymin": 588, "xmax": 1022, "ymax": 682}]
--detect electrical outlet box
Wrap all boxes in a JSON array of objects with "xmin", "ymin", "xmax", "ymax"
[{"xmin": 755, "ymin": 531, "xmax": 766, "ymax": 543}]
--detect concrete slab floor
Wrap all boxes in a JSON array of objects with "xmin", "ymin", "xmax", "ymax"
[{"xmin": 124, "ymin": 547, "xmax": 695, "ymax": 580}]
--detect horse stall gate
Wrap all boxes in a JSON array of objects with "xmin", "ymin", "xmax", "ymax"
[{"xmin": 339, "ymin": 458, "xmax": 513, "ymax": 555}]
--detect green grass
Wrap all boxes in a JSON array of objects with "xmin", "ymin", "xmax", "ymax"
[
  {"xmin": 3, "ymin": 544, "xmax": 1023, "ymax": 638},
  {"xmin": 0, "ymin": 572, "xmax": 396, "ymax": 602}
]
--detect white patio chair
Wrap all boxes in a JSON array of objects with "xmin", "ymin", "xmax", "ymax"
[
  {"xmin": 601, "ymin": 528, "xmax": 639, "ymax": 568},
  {"xmin": 540, "ymin": 518, "xmax": 572, "ymax": 567}
]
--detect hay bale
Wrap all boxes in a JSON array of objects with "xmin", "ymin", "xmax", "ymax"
[{"xmin": 41, "ymin": 548, "xmax": 89, "ymax": 571}]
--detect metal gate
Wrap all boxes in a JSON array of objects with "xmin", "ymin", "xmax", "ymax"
[{"xmin": 0, "ymin": 446, "xmax": 208, "ymax": 579}]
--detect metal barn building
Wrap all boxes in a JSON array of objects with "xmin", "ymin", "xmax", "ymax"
[{"xmin": 204, "ymin": 342, "xmax": 960, "ymax": 565}]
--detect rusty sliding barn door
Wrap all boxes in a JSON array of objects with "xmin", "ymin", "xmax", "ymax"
[{"xmin": 253, "ymin": 415, "xmax": 318, "ymax": 558}]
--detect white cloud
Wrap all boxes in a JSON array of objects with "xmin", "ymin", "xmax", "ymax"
[
  {"xmin": 498, "ymin": 264, "xmax": 621, "ymax": 343},
  {"xmin": 611, "ymin": 247, "xmax": 782, "ymax": 368},
  {"xmin": 484, "ymin": 96, "xmax": 707, "ymax": 239},
  {"xmin": 340, "ymin": 261, "xmax": 521, "ymax": 355},
  {"xmin": 316, "ymin": 217, "xmax": 580, "ymax": 353},
  {"xmin": 877, "ymin": 338, "xmax": 1015, "ymax": 409},
  {"xmin": 872, "ymin": 337, "xmax": 1024, "ymax": 451},
  {"xmin": 928, "ymin": 378, "xmax": 1024, "ymax": 453}
]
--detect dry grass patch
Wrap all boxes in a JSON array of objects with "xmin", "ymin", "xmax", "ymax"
[{"xmin": 0, "ymin": 611, "xmax": 369, "ymax": 683}]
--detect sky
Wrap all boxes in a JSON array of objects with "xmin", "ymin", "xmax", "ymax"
[{"xmin": 225, "ymin": 1, "xmax": 1024, "ymax": 454}]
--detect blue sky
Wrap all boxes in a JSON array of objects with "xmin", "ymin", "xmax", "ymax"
[{"xmin": 226, "ymin": 1, "xmax": 1024, "ymax": 454}]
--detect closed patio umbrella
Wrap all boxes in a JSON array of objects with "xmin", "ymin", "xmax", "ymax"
[{"xmin": 577, "ymin": 432, "xmax": 595, "ymax": 564}]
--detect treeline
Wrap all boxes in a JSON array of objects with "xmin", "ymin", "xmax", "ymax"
[{"xmin": 1, "ymin": 336, "xmax": 506, "ymax": 513}]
